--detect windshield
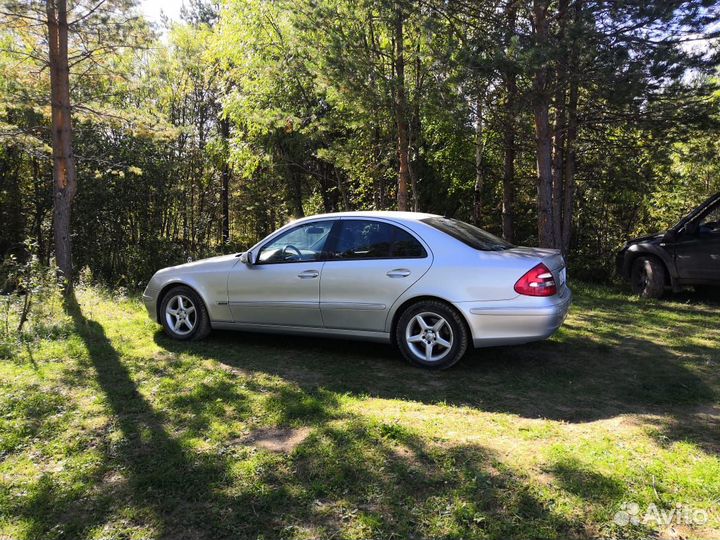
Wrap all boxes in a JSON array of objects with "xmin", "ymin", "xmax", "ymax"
[{"xmin": 422, "ymin": 217, "xmax": 513, "ymax": 251}]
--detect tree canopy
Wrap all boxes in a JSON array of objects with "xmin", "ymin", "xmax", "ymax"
[{"xmin": 1, "ymin": 0, "xmax": 719, "ymax": 286}]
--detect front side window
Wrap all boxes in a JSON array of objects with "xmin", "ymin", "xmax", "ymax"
[
  {"xmin": 422, "ymin": 217, "xmax": 512, "ymax": 251},
  {"xmin": 257, "ymin": 221, "xmax": 334, "ymax": 263},
  {"xmin": 698, "ymin": 206, "xmax": 720, "ymax": 235},
  {"xmin": 330, "ymin": 220, "xmax": 427, "ymax": 259}
]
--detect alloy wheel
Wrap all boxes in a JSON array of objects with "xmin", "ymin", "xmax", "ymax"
[
  {"xmin": 165, "ymin": 294, "xmax": 197, "ymax": 336},
  {"xmin": 405, "ymin": 311, "xmax": 454, "ymax": 362}
]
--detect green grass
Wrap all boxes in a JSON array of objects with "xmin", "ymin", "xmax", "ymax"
[{"xmin": 1, "ymin": 283, "xmax": 719, "ymax": 539}]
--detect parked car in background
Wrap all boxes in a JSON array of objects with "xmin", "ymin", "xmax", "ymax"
[
  {"xmin": 617, "ymin": 192, "xmax": 720, "ymax": 298},
  {"xmin": 143, "ymin": 212, "xmax": 572, "ymax": 369}
]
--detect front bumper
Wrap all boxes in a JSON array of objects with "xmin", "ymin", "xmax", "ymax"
[
  {"xmin": 142, "ymin": 288, "xmax": 159, "ymax": 323},
  {"xmin": 454, "ymin": 287, "xmax": 572, "ymax": 348}
]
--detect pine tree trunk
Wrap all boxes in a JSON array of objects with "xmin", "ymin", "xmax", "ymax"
[
  {"xmin": 502, "ymin": 0, "xmax": 518, "ymax": 243},
  {"xmin": 562, "ymin": 0, "xmax": 582, "ymax": 255},
  {"xmin": 46, "ymin": 0, "xmax": 77, "ymax": 288},
  {"xmin": 394, "ymin": 3, "xmax": 410, "ymax": 212},
  {"xmin": 409, "ymin": 38, "xmax": 423, "ymax": 213},
  {"xmin": 290, "ymin": 166, "xmax": 305, "ymax": 219},
  {"xmin": 0, "ymin": 147, "xmax": 24, "ymax": 256},
  {"xmin": 532, "ymin": 0, "xmax": 554, "ymax": 248},
  {"xmin": 220, "ymin": 117, "xmax": 230, "ymax": 244},
  {"xmin": 551, "ymin": 0, "xmax": 569, "ymax": 249},
  {"xmin": 473, "ymin": 90, "xmax": 485, "ymax": 226}
]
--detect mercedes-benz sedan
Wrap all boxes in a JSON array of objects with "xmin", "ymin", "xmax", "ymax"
[{"xmin": 143, "ymin": 212, "xmax": 572, "ymax": 369}]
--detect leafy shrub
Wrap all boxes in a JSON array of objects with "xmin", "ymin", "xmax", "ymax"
[{"xmin": 1, "ymin": 247, "xmax": 63, "ymax": 355}]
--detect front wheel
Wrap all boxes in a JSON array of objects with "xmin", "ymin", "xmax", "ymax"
[
  {"xmin": 396, "ymin": 300, "xmax": 469, "ymax": 370},
  {"xmin": 630, "ymin": 256, "xmax": 666, "ymax": 299},
  {"xmin": 159, "ymin": 286, "xmax": 211, "ymax": 341}
]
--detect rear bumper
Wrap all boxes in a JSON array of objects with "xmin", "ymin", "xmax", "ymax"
[{"xmin": 454, "ymin": 288, "xmax": 572, "ymax": 348}]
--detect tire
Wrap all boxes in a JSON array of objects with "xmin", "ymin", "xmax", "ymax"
[
  {"xmin": 395, "ymin": 300, "xmax": 469, "ymax": 370},
  {"xmin": 630, "ymin": 256, "xmax": 666, "ymax": 299},
  {"xmin": 159, "ymin": 285, "xmax": 211, "ymax": 341}
]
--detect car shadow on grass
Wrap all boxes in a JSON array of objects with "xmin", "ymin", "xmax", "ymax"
[{"xmin": 155, "ymin": 284, "xmax": 719, "ymax": 454}]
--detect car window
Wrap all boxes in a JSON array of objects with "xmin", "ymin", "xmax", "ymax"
[
  {"xmin": 392, "ymin": 228, "xmax": 426, "ymax": 257},
  {"xmin": 421, "ymin": 217, "xmax": 513, "ymax": 251},
  {"xmin": 330, "ymin": 220, "xmax": 427, "ymax": 259},
  {"xmin": 257, "ymin": 221, "xmax": 334, "ymax": 263},
  {"xmin": 699, "ymin": 206, "xmax": 720, "ymax": 234}
]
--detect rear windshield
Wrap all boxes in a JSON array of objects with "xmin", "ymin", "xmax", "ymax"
[{"xmin": 422, "ymin": 217, "xmax": 513, "ymax": 251}]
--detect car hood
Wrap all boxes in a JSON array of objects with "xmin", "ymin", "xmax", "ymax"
[
  {"xmin": 625, "ymin": 232, "xmax": 664, "ymax": 245},
  {"xmin": 160, "ymin": 253, "xmax": 239, "ymax": 273}
]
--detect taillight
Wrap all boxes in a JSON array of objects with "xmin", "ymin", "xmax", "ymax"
[{"xmin": 514, "ymin": 263, "xmax": 557, "ymax": 296}]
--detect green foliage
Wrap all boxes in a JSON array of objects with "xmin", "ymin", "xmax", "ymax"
[
  {"xmin": 0, "ymin": 246, "xmax": 64, "ymax": 358},
  {"xmin": 0, "ymin": 0, "xmax": 719, "ymax": 285}
]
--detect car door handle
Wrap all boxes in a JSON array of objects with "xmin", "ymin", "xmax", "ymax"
[
  {"xmin": 297, "ymin": 269, "xmax": 320, "ymax": 279},
  {"xmin": 386, "ymin": 268, "xmax": 411, "ymax": 278}
]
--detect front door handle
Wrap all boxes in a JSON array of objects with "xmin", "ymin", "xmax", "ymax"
[
  {"xmin": 386, "ymin": 268, "xmax": 411, "ymax": 278},
  {"xmin": 298, "ymin": 269, "xmax": 320, "ymax": 279}
]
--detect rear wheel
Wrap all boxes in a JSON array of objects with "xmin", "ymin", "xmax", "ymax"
[
  {"xmin": 160, "ymin": 286, "xmax": 211, "ymax": 341},
  {"xmin": 396, "ymin": 300, "xmax": 468, "ymax": 370},
  {"xmin": 630, "ymin": 256, "xmax": 666, "ymax": 299}
]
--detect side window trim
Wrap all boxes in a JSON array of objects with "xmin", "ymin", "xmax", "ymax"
[
  {"xmin": 256, "ymin": 219, "xmax": 337, "ymax": 265},
  {"xmin": 324, "ymin": 218, "xmax": 428, "ymax": 261}
]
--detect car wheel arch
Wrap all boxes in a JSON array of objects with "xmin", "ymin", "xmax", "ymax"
[
  {"xmin": 627, "ymin": 251, "xmax": 672, "ymax": 287},
  {"xmin": 156, "ymin": 281, "xmax": 211, "ymax": 323},
  {"xmin": 388, "ymin": 295, "xmax": 472, "ymax": 344}
]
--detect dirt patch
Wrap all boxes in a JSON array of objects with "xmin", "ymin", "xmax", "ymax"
[{"xmin": 243, "ymin": 427, "xmax": 311, "ymax": 452}]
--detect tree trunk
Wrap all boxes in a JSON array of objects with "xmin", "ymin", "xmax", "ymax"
[
  {"xmin": 0, "ymin": 146, "xmax": 24, "ymax": 257},
  {"xmin": 220, "ymin": 117, "xmax": 230, "ymax": 244},
  {"xmin": 551, "ymin": 0, "xmax": 569, "ymax": 249},
  {"xmin": 502, "ymin": 82, "xmax": 516, "ymax": 243},
  {"xmin": 46, "ymin": 0, "xmax": 77, "ymax": 288},
  {"xmin": 532, "ymin": 0, "xmax": 554, "ymax": 248},
  {"xmin": 394, "ymin": 3, "xmax": 410, "ymax": 212},
  {"xmin": 502, "ymin": 0, "xmax": 518, "ymax": 243},
  {"xmin": 473, "ymin": 90, "xmax": 485, "ymax": 226},
  {"xmin": 562, "ymin": 0, "xmax": 582, "ymax": 255},
  {"xmin": 409, "ymin": 37, "xmax": 422, "ymax": 213},
  {"xmin": 288, "ymin": 158, "xmax": 305, "ymax": 220}
]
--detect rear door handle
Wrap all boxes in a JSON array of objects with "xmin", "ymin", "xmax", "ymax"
[
  {"xmin": 386, "ymin": 268, "xmax": 411, "ymax": 278},
  {"xmin": 298, "ymin": 269, "xmax": 320, "ymax": 279}
]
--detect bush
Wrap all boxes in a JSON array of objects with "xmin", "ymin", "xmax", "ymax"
[{"xmin": 1, "ymin": 248, "xmax": 63, "ymax": 355}]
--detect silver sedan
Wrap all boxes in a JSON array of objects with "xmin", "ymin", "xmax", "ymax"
[{"xmin": 143, "ymin": 212, "xmax": 572, "ymax": 369}]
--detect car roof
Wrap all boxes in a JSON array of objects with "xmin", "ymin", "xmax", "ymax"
[{"xmin": 294, "ymin": 210, "xmax": 441, "ymax": 224}]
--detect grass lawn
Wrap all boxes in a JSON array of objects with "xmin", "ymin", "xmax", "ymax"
[{"xmin": 1, "ymin": 283, "xmax": 719, "ymax": 539}]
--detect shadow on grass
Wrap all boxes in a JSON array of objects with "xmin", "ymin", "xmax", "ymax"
[
  {"xmin": 550, "ymin": 458, "xmax": 626, "ymax": 504},
  {"xmin": 155, "ymin": 285, "xmax": 718, "ymax": 451},
  {"xmin": 51, "ymin": 293, "xmax": 231, "ymax": 538},
  {"xmin": 7, "ymin": 292, "xmax": 584, "ymax": 540}
]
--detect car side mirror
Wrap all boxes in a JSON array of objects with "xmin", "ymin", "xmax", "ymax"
[{"xmin": 239, "ymin": 250, "xmax": 254, "ymax": 265}]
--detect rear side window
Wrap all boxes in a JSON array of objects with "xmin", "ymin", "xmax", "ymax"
[
  {"xmin": 422, "ymin": 217, "xmax": 513, "ymax": 251},
  {"xmin": 392, "ymin": 228, "xmax": 426, "ymax": 257},
  {"xmin": 330, "ymin": 220, "xmax": 427, "ymax": 259}
]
